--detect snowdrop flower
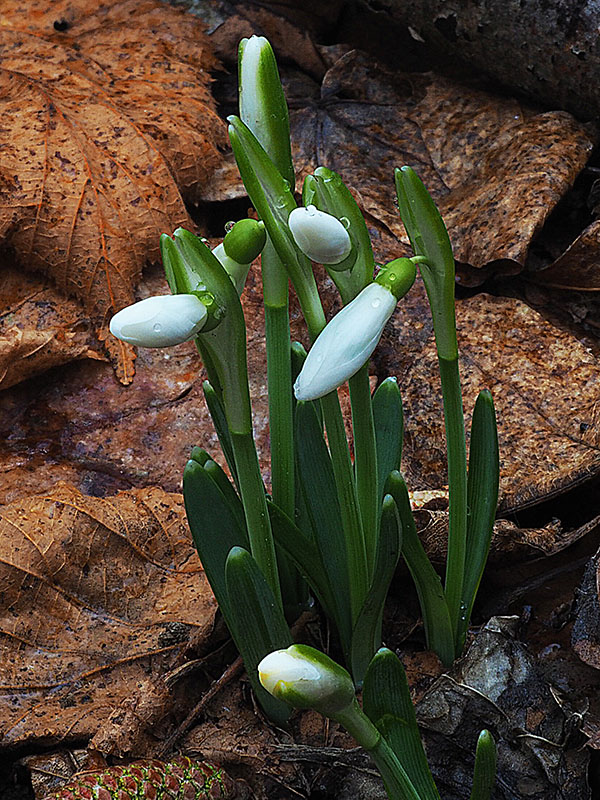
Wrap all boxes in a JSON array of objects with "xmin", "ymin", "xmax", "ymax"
[
  {"xmin": 258, "ymin": 644, "xmax": 355, "ymax": 715},
  {"xmin": 288, "ymin": 205, "xmax": 352, "ymax": 265},
  {"xmin": 294, "ymin": 258, "xmax": 417, "ymax": 400},
  {"xmin": 110, "ymin": 294, "xmax": 208, "ymax": 348}
]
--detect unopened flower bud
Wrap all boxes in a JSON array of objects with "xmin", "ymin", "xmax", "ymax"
[
  {"xmin": 294, "ymin": 283, "xmax": 397, "ymax": 401},
  {"xmin": 109, "ymin": 294, "xmax": 208, "ymax": 348},
  {"xmin": 258, "ymin": 644, "xmax": 355, "ymax": 716},
  {"xmin": 288, "ymin": 206, "xmax": 352, "ymax": 265}
]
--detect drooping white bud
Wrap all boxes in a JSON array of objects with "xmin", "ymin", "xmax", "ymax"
[
  {"xmin": 258, "ymin": 644, "xmax": 355, "ymax": 715},
  {"xmin": 294, "ymin": 283, "xmax": 397, "ymax": 401},
  {"xmin": 288, "ymin": 205, "xmax": 352, "ymax": 264},
  {"xmin": 211, "ymin": 243, "xmax": 250, "ymax": 295},
  {"xmin": 109, "ymin": 294, "xmax": 208, "ymax": 348}
]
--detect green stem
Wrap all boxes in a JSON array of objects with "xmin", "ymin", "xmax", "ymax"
[
  {"xmin": 438, "ymin": 355, "xmax": 468, "ymax": 653},
  {"xmin": 320, "ymin": 392, "xmax": 369, "ymax": 622},
  {"xmin": 230, "ymin": 431, "xmax": 282, "ymax": 610},
  {"xmin": 349, "ymin": 365, "xmax": 378, "ymax": 577},
  {"xmin": 262, "ymin": 244, "xmax": 295, "ymax": 520},
  {"xmin": 335, "ymin": 700, "xmax": 422, "ymax": 800}
]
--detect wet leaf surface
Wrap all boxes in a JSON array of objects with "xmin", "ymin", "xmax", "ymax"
[
  {"xmin": 0, "ymin": 483, "xmax": 215, "ymax": 747},
  {"xmin": 0, "ymin": 0, "xmax": 226, "ymax": 380},
  {"xmin": 289, "ymin": 49, "xmax": 596, "ymax": 284}
]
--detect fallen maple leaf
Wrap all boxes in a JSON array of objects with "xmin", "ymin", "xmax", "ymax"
[{"xmin": 0, "ymin": 0, "xmax": 227, "ymax": 382}]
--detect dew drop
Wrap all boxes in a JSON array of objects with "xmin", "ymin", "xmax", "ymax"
[
  {"xmin": 281, "ymin": 178, "xmax": 291, "ymax": 190},
  {"xmin": 371, "ymin": 298, "xmax": 381, "ymax": 308},
  {"xmin": 153, "ymin": 323, "xmax": 162, "ymax": 332},
  {"xmin": 388, "ymin": 273, "xmax": 396, "ymax": 281},
  {"xmin": 340, "ymin": 216, "xmax": 350, "ymax": 229},
  {"xmin": 224, "ymin": 220, "xmax": 235, "ymax": 234},
  {"xmin": 306, "ymin": 204, "xmax": 317, "ymax": 216}
]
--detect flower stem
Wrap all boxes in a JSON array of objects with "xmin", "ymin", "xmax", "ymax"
[
  {"xmin": 438, "ymin": 354, "xmax": 468, "ymax": 652},
  {"xmin": 335, "ymin": 700, "xmax": 422, "ymax": 800},
  {"xmin": 349, "ymin": 364, "xmax": 378, "ymax": 577}
]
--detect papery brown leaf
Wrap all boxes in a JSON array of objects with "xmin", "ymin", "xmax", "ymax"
[
  {"xmin": 417, "ymin": 616, "xmax": 589, "ymax": 798},
  {"xmin": 0, "ymin": 482, "xmax": 216, "ymax": 747},
  {"xmin": 0, "ymin": 261, "xmax": 104, "ymax": 390},
  {"xmin": 531, "ymin": 220, "xmax": 600, "ymax": 291},
  {"xmin": 290, "ymin": 49, "xmax": 596, "ymax": 284},
  {"xmin": 378, "ymin": 280, "xmax": 600, "ymax": 513},
  {"xmin": 0, "ymin": 0, "xmax": 227, "ymax": 379}
]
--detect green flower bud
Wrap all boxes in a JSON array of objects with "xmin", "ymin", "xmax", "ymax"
[{"xmin": 223, "ymin": 218, "xmax": 266, "ymax": 264}]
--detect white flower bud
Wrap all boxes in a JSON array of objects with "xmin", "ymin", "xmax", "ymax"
[
  {"xmin": 294, "ymin": 283, "xmax": 397, "ymax": 401},
  {"xmin": 109, "ymin": 294, "xmax": 208, "ymax": 348},
  {"xmin": 212, "ymin": 242, "xmax": 250, "ymax": 295},
  {"xmin": 258, "ymin": 644, "xmax": 355, "ymax": 715},
  {"xmin": 288, "ymin": 205, "xmax": 352, "ymax": 264}
]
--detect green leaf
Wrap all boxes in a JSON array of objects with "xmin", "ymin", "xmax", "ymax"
[
  {"xmin": 295, "ymin": 401, "xmax": 353, "ymax": 648},
  {"xmin": 225, "ymin": 546, "xmax": 293, "ymax": 725},
  {"xmin": 385, "ymin": 471, "xmax": 455, "ymax": 667},
  {"xmin": 394, "ymin": 166, "xmax": 457, "ymax": 361},
  {"xmin": 364, "ymin": 648, "xmax": 441, "ymax": 800},
  {"xmin": 457, "ymin": 390, "xmax": 499, "ymax": 650},
  {"xmin": 202, "ymin": 380, "xmax": 238, "ymax": 487},
  {"xmin": 372, "ymin": 378, "xmax": 404, "ymax": 502},
  {"xmin": 203, "ymin": 459, "xmax": 246, "ymax": 535},
  {"xmin": 312, "ymin": 167, "xmax": 374, "ymax": 302},
  {"xmin": 228, "ymin": 116, "xmax": 325, "ymax": 337},
  {"xmin": 183, "ymin": 459, "xmax": 249, "ymax": 628},
  {"xmin": 469, "ymin": 730, "xmax": 497, "ymax": 800},
  {"xmin": 267, "ymin": 500, "xmax": 340, "ymax": 630},
  {"xmin": 350, "ymin": 494, "xmax": 402, "ymax": 684}
]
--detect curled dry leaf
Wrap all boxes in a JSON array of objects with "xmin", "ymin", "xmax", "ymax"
[
  {"xmin": 0, "ymin": 483, "xmax": 216, "ymax": 748},
  {"xmin": 0, "ymin": 260, "xmax": 104, "ymax": 390},
  {"xmin": 417, "ymin": 616, "xmax": 589, "ymax": 799},
  {"xmin": 290, "ymin": 48, "xmax": 596, "ymax": 283},
  {"xmin": 0, "ymin": 0, "xmax": 227, "ymax": 382}
]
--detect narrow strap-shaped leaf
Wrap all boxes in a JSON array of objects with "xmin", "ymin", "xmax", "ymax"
[
  {"xmin": 394, "ymin": 166, "xmax": 456, "ymax": 361},
  {"xmin": 350, "ymin": 494, "xmax": 402, "ymax": 684},
  {"xmin": 203, "ymin": 459, "xmax": 246, "ymax": 536},
  {"xmin": 190, "ymin": 446, "xmax": 210, "ymax": 467},
  {"xmin": 267, "ymin": 500, "xmax": 340, "ymax": 631},
  {"xmin": 385, "ymin": 471, "xmax": 455, "ymax": 667},
  {"xmin": 457, "ymin": 390, "xmax": 499, "ymax": 649},
  {"xmin": 202, "ymin": 380, "xmax": 238, "ymax": 487},
  {"xmin": 224, "ymin": 546, "xmax": 292, "ymax": 726},
  {"xmin": 183, "ymin": 459, "xmax": 249, "ymax": 629},
  {"xmin": 295, "ymin": 401, "xmax": 353, "ymax": 647},
  {"xmin": 373, "ymin": 378, "xmax": 404, "ymax": 502},
  {"xmin": 364, "ymin": 648, "xmax": 441, "ymax": 800},
  {"xmin": 469, "ymin": 730, "xmax": 497, "ymax": 800}
]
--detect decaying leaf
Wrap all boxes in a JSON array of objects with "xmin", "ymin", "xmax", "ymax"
[
  {"xmin": 0, "ymin": 483, "xmax": 216, "ymax": 747},
  {"xmin": 290, "ymin": 48, "xmax": 596, "ymax": 283},
  {"xmin": 0, "ymin": 0, "xmax": 227, "ymax": 381},
  {"xmin": 0, "ymin": 260, "xmax": 104, "ymax": 390},
  {"xmin": 531, "ymin": 220, "xmax": 600, "ymax": 291},
  {"xmin": 379, "ymin": 280, "xmax": 600, "ymax": 513},
  {"xmin": 416, "ymin": 616, "xmax": 589, "ymax": 799}
]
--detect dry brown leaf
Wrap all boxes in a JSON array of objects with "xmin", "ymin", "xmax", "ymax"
[
  {"xmin": 0, "ymin": 260, "xmax": 104, "ymax": 390},
  {"xmin": 376, "ymin": 280, "xmax": 600, "ymax": 513},
  {"xmin": 290, "ymin": 49, "xmax": 596, "ymax": 284},
  {"xmin": 531, "ymin": 220, "xmax": 600, "ymax": 291},
  {"xmin": 0, "ymin": 0, "xmax": 227, "ymax": 382},
  {"xmin": 0, "ymin": 482, "xmax": 216, "ymax": 747}
]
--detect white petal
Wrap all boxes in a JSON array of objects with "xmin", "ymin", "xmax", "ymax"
[
  {"xmin": 294, "ymin": 283, "xmax": 396, "ymax": 400},
  {"xmin": 258, "ymin": 649, "xmax": 320, "ymax": 695},
  {"xmin": 109, "ymin": 294, "xmax": 207, "ymax": 348},
  {"xmin": 288, "ymin": 206, "xmax": 352, "ymax": 264}
]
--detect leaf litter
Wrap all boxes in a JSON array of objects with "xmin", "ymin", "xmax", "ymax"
[{"xmin": 3, "ymin": 4, "xmax": 600, "ymax": 798}]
